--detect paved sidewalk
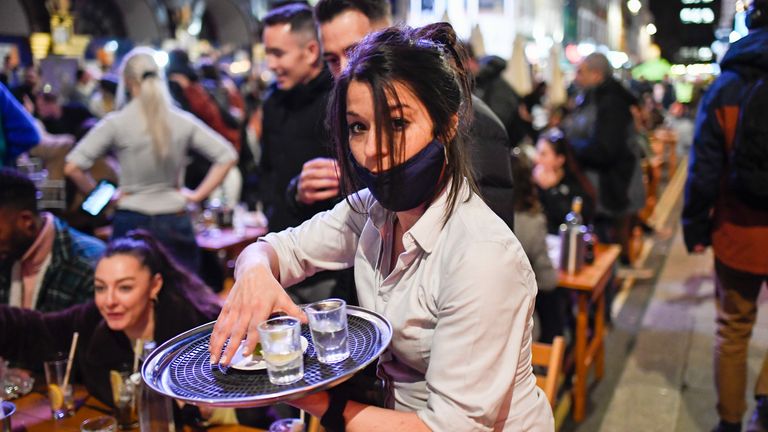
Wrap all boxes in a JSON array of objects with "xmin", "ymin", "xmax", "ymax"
[{"xmin": 598, "ymin": 227, "xmax": 768, "ymax": 431}]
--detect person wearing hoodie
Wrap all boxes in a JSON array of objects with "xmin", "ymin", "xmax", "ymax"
[
  {"xmin": 682, "ymin": 1, "xmax": 768, "ymax": 430},
  {"xmin": 474, "ymin": 55, "xmax": 526, "ymax": 147}
]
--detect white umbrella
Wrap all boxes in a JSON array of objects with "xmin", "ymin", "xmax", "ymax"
[
  {"xmin": 441, "ymin": 9, "xmax": 451, "ymax": 24},
  {"xmin": 548, "ymin": 45, "xmax": 567, "ymax": 106},
  {"xmin": 470, "ymin": 24, "xmax": 486, "ymax": 58},
  {"xmin": 503, "ymin": 34, "xmax": 532, "ymax": 96}
]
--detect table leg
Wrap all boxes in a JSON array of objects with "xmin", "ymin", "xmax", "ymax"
[
  {"xmin": 595, "ymin": 291, "xmax": 605, "ymax": 380},
  {"xmin": 573, "ymin": 293, "xmax": 588, "ymax": 422}
]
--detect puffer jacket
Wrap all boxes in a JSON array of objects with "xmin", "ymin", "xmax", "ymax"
[{"xmin": 682, "ymin": 28, "xmax": 768, "ymax": 274}]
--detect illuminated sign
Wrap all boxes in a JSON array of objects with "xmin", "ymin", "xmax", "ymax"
[{"xmin": 680, "ymin": 7, "xmax": 715, "ymax": 24}]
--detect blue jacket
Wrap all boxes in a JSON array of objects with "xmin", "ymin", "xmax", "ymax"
[
  {"xmin": 682, "ymin": 28, "xmax": 768, "ymax": 274},
  {"xmin": 0, "ymin": 82, "xmax": 40, "ymax": 165}
]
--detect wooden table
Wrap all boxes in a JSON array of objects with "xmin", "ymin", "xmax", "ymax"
[
  {"xmin": 6, "ymin": 385, "xmax": 266, "ymax": 431},
  {"xmin": 558, "ymin": 243, "xmax": 621, "ymax": 422}
]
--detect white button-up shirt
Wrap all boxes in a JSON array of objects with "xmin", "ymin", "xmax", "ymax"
[{"xmin": 262, "ymin": 181, "xmax": 554, "ymax": 431}]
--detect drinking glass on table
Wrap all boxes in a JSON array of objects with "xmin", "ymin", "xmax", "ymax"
[
  {"xmin": 109, "ymin": 370, "xmax": 139, "ymax": 430},
  {"xmin": 305, "ymin": 299, "xmax": 350, "ymax": 364},
  {"xmin": 257, "ymin": 317, "xmax": 304, "ymax": 385},
  {"xmin": 43, "ymin": 359, "xmax": 75, "ymax": 420},
  {"xmin": 81, "ymin": 415, "xmax": 118, "ymax": 432}
]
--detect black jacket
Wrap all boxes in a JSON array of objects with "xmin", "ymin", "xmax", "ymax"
[
  {"xmin": 261, "ymin": 68, "xmax": 336, "ymax": 232},
  {"xmin": 567, "ymin": 78, "xmax": 636, "ymax": 214},
  {"xmin": 468, "ymin": 96, "xmax": 516, "ymax": 231},
  {"xmin": 474, "ymin": 56, "xmax": 526, "ymax": 147}
]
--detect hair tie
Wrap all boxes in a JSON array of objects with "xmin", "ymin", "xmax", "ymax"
[{"xmin": 142, "ymin": 71, "xmax": 158, "ymax": 81}]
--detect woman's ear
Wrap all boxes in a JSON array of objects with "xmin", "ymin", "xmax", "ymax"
[
  {"xmin": 149, "ymin": 273, "xmax": 163, "ymax": 302},
  {"xmin": 445, "ymin": 113, "xmax": 460, "ymax": 142}
]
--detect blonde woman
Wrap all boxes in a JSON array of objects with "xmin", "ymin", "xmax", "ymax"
[{"xmin": 65, "ymin": 47, "xmax": 237, "ymax": 272}]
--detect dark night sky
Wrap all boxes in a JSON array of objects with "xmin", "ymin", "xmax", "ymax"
[{"xmin": 649, "ymin": 0, "xmax": 722, "ymax": 63}]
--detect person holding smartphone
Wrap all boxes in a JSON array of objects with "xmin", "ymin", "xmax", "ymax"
[{"xmin": 64, "ymin": 47, "xmax": 238, "ymax": 273}]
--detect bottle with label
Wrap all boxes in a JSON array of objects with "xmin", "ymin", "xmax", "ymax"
[
  {"xmin": 138, "ymin": 341, "xmax": 176, "ymax": 432},
  {"xmin": 559, "ymin": 197, "xmax": 587, "ymax": 275}
]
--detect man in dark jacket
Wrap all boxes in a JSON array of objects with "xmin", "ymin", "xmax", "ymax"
[
  {"xmin": 682, "ymin": 2, "xmax": 768, "ymax": 430},
  {"xmin": 260, "ymin": 3, "xmax": 335, "ymax": 233},
  {"xmin": 566, "ymin": 53, "xmax": 637, "ymax": 247}
]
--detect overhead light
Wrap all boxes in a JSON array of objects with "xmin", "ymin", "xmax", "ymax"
[
  {"xmin": 646, "ymin": 23, "xmax": 657, "ymax": 35},
  {"xmin": 627, "ymin": 0, "xmax": 642, "ymax": 15},
  {"xmin": 153, "ymin": 51, "xmax": 169, "ymax": 68}
]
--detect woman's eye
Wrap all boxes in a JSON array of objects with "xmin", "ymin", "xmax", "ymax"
[
  {"xmin": 118, "ymin": 284, "xmax": 133, "ymax": 293},
  {"xmin": 94, "ymin": 285, "xmax": 105, "ymax": 293},
  {"xmin": 392, "ymin": 118, "xmax": 408, "ymax": 131},
  {"xmin": 348, "ymin": 122, "xmax": 366, "ymax": 135}
]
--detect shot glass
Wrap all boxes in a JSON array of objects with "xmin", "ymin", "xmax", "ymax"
[
  {"xmin": 305, "ymin": 299, "xmax": 350, "ymax": 364},
  {"xmin": 257, "ymin": 317, "xmax": 304, "ymax": 385},
  {"xmin": 108, "ymin": 370, "xmax": 139, "ymax": 430},
  {"xmin": 81, "ymin": 415, "xmax": 118, "ymax": 432},
  {"xmin": 43, "ymin": 359, "xmax": 75, "ymax": 420}
]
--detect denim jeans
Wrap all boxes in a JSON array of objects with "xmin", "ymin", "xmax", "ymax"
[{"xmin": 112, "ymin": 210, "xmax": 200, "ymax": 273}]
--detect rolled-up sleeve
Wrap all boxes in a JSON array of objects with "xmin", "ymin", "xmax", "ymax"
[
  {"xmin": 417, "ymin": 239, "xmax": 537, "ymax": 431},
  {"xmin": 66, "ymin": 116, "xmax": 116, "ymax": 169},
  {"xmin": 186, "ymin": 114, "xmax": 238, "ymax": 164},
  {"xmin": 261, "ymin": 195, "xmax": 369, "ymax": 288}
]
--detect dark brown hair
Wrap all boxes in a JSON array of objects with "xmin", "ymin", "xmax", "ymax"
[
  {"xmin": 102, "ymin": 230, "xmax": 221, "ymax": 317},
  {"xmin": 328, "ymin": 23, "xmax": 478, "ymax": 222},
  {"xmin": 510, "ymin": 149, "xmax": 540, "ymax": 213}
]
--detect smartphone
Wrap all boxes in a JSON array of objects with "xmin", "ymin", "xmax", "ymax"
[{"xmin": 81, "ymin": 180, "xmax": 117, "ymax": 217}]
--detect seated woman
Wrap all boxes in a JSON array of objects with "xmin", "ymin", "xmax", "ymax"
[
  {"xmin": 0, "ymin": 231, "xmax": 270, "ymax": 427},
  {"xmin": 210, "ymin": 24, "xmax": 554, "ymax": 431},
  {"xmin": 511, "ymin": 151, "xmax": 563, "ymax": 343},
  {"xmin": 533, "ymin": 128, "xmax": 596, "ymax": 234}
]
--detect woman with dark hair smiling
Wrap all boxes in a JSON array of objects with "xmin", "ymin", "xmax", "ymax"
[
  {"xmin": 0, "ymin": 231, "xmax": 221, "ymax": 410},
  {"xmin": 210, "ymin": 23, "xmax": 553, "ymax": 431}
]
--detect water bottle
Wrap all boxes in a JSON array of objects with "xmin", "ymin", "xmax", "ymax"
[
  {"xmin": 559, "ymin": 197, "xmax": 587, "ymax": 275},
  {"xmin": 138, "ymin": 341, "xmax": 176, "ymax": 432}
]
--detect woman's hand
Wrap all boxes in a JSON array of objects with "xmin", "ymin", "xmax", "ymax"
[
  {"xmin": 209, "ymin": 255, "xmax": 305, "ymax": 366},
  {"xmin": 180, "ymin": 187, "xmax": 200, "ymax": 204}
]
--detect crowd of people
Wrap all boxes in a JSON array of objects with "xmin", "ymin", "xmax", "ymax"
[{"xmin": 2, "ymin": 0, "xmax": 765, "ymax": 430}]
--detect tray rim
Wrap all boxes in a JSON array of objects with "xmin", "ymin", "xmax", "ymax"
[{"xmin": 141, "ymin": 305, "xmax": 392, "ymax": 407}]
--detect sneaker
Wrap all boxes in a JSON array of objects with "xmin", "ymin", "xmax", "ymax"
[
  {"xmin": 713, "ymin": 420, "xmax": 742, "ymax": 432},
  {"xmin": 747, "ymin": 395, "xmax": 768, "ymax": 432}
]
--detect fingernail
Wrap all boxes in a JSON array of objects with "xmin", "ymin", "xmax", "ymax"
[
  {"xmin": 220, "ymin": 355, "xmax": 228, "ymax": 365},
  {"xmin": 210, "ymin": 354, "xmax": 218, "ymax": 365},
  {"xmin": 241, "ymin": 346, "xmax": 250, "ymax": 357}
]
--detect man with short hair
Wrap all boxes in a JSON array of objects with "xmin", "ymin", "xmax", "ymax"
[
  {"xmin": 260, "ymin": 2, "xmax": 336, "ymax": 233},
  {"xmin": 296, "ymin": 0, "xmax": 517, "ymax": 231},
  {"xmin": 567, "ymin": 52, "xmax": 638, "ymax": 248},
  {"xmin": 683, "ymin": 1, "xmax": 768, "ymax": 430},
  {"xmin": 0, "ymin": 168, "xmax": 105, "ymax": 312},
  {"xmin": 260, "ymin": 3, "xmax": 341, "ymax": 304}
]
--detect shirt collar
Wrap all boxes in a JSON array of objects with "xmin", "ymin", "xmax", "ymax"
[{"xmin": 367, "ymin": 179, "xmax": 470, "ymax": 254}]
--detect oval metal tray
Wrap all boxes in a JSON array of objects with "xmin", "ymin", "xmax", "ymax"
[{"xmin": 141, "ymin": 306, "xmax": 392, "ymax": 407}]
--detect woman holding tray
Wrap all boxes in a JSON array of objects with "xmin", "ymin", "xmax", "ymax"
[{"xmin": 210, "ymin": 23, "xmax": 554, "ymax": 431}]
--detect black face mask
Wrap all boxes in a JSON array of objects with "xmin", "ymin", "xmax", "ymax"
[{"xmin": 349, "ymin": 139, "xmax": 446, "ymax": 212}]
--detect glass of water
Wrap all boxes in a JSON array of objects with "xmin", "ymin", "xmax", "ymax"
[
  {"xmin": 257, "ymin": 317, "xmax": 304, "ymax": 385},
  {"xmin": 305, "ymin": 299, "xmax": 350, "ymax": 364}
]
